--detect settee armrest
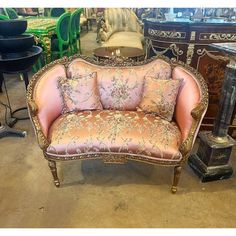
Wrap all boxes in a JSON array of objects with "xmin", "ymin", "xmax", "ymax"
[
  {"xmin": 179, "ymin": 103, "xmax": 207, "ymax": 161},
  {"xmin": 27, "ymin": 59, "xmax": 67, "ymax": 150},
  {"xmin": 172, "ymin": 65, "xmax": 208, "ymax": 160},
  {"xmin": 27, "ymin": 99, "xmax": 50, "ymax": 150}
]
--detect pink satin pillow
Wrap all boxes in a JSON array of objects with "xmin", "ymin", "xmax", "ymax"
[
  {"xmin": 58, "ymin": 72, "xmax": 103, "ymax": 114},
  {"xmin": 137, "ymin": 77, "xmax": 182, "ymax": 121},
  {"xmin": 98, "ymin": 69, "xmax": 144, "ymax": 110}
]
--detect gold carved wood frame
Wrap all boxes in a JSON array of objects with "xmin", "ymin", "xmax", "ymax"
[{"xmin": 27, "ymin": 54, "xmax": 208, "ymax": 192}]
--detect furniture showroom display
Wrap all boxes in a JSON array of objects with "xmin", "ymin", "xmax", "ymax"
[
  {"xmin": 144, "ymin": 18, "xmax": 236, "ymax": 137},
  {"xmin": 27, "ymin": 55, "xmax": 208, "ymax": 193}
]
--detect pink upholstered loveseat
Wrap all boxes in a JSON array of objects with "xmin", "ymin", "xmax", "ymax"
[{"xmin": 27, "ymin": 55, "xmax": 208, "ymax": 193}]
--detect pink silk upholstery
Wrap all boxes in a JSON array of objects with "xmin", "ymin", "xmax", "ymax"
[
  {"xmin": 67, "ymin": 58, "xmax": 171, "ymax": 110},
  {"xmin": 33, "ymin": 65, "xmax": 66, "ymax": 137},
  {"xmin": 98, "ymin": 70, "xmax": 144, "ymax": 110},
  {"xmin": 172, "ymin": 66, "xmax": 201, "ymax": 141},
  {"xmin": 47, "ymin": 110, "xmax": 182, "ymax": 161}
]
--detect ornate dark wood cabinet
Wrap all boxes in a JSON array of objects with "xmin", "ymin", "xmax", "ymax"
[{"xmin": 144, "ymin": 19, "xmax": 236, "ymax": 136}]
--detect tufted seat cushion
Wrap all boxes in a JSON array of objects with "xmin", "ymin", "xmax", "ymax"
[{"xmin": 46, "ymin": 110, "xmax": 182, "ymax": 162}]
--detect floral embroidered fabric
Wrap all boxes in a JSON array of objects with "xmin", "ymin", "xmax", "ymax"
[
  {"xmin": 57, "ymin": 72, "xmax": 103, "ymax": 113},
  {"xmin": 47, "ymin": 110, "xmax": 182, "ymax": 161},
  {"xmin": 67, "ymin": 58, "xmax": 172, "ymax": 110},
  {"xmin": 98, "ymin": 69, "xmax": 144, "ymax": 110},
  {"xmin": 138, "ymin": 78, "xmax": 182, "ymax": 121}
]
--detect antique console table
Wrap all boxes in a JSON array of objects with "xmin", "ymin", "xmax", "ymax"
[
  {"xmin": 188, "ymin": 42, "xmax": 236, "ymax": 181},
  {"xmin": 144, "ymin": 18, "xmax": 236, "ymax": 137}
]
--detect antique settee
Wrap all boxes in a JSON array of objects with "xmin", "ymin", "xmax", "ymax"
[
  {"xmin": 98, "ymin": 8, "xmax": 144, "ymax": 49},
  {"xmin": 27, "ymin": 55, "xmax": 208, "ymax": 193}
]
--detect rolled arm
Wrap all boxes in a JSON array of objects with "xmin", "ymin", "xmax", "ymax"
[
  {"xmin": 172, "ymin": 65, "xmax": 208, "ymax": 160},
  {"xmin": 27, "ymin": 60, "xmax": 67, "ymax": 150}
]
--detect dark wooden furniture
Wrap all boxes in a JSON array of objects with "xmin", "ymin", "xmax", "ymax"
[
  {"xmin": 93, "ymin": 46, "xmax": 144, "ymax": 61},
  {"xmin": 189, "ymin": 42, "xmax": 236, "ymax": 182},
  {"xmin": 144, "ymin": 18, "xmax": 236, "ymax": 137}
]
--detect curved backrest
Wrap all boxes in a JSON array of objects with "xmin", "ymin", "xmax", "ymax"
[
  {"xmin": 104, "ymin": 8, "xmax": 142, "ymax": 37},
  {"xmin": 4, "ymin": 8, "xmax": 18, "ymax": 19},
  {"xmin": 69, "ymin": 8, "xmax": 83, "ymax": 42},
  {"xmin": 56, "ymin": 12, "xmax": 71, "ymax": 46},
  {"xmin": 75, "ymin": 8, "xmax": 83, "ymax": 36},
  {"xmin": 69, "ymin": 10, "xmax": 78, "ymax": 43},
  {"xmin": 0, "ymin": 14, "xmax": 9, "ymax": 20},
  {"xmin": 50, "ymin": 8, "xmax": 66, "ymax": 17}
]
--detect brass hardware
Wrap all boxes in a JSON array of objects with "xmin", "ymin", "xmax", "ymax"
[
  {"xmin": 148, "ymin": 28, "xmax": 186, "ymax": 39},
  {"xmin": 199, "ymin": 33, "xmax": 236, "ymax": 41},
  {"xmin": 186, "ymin": 44, "xmax": 195, "ymax": 65},
  {"xmin": 207, "ymin": 133, "xmax": 232, "ymax": 144}
]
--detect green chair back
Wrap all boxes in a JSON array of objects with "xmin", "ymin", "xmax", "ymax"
[
  {"xmin": 50, "ymin": 8, "xmax": 66, "ymax": 17},
  {"xmin": 4, "ymin": 8, "xmax": 18, "ymax": 19},
  {"xmin": 51, "ymin": 12, "xmax": 71, "ymax": 59},
  {"xmin": 0, "ymin": 14, "xmax": 9, "ymax": 20},
  {"xmin": 69, "ymin": 8, "xmax": 83, "ymax": 55},
  {"xmin": 74, "ymin": 8, "xmax": 83, "ymax": 36},
  {"xmin": 57, "ymin": 12, "xmax": 71, "ymax": 43}
]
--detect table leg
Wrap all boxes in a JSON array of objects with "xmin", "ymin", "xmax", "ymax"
[{"xmin": 41, "ymin": 34, "xmax": 52, "ymax": 64}]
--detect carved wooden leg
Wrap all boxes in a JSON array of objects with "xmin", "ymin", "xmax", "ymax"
[
  {"xmin": 48, "ymin": 160, "xmax": 60, "ymax": 187},
  {"xmin": 171, "ymin": 165, "xmax": 182, "ymax": 194}
]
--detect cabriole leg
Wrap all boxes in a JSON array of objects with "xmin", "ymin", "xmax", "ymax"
[
  {"xmin": 48, "ymin": 160, "xmax": 60, "ymax": 187},
  {"xmin": 171, "ymin": 165, "xmax": 182, "ymax": 194}
]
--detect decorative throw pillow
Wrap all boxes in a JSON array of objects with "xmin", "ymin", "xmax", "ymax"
[
  {"xmin": 58, "ymin": 72, "xmax": 103, "ymax": 114},
  {"xmin": 137, "ymin": 77, "xmax": 182, "ymax": 121},
  {"xmin": 98, "ymin": 69, "xmax": 144, "ymax": 110}
]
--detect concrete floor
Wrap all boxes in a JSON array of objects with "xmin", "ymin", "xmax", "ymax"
[{"xmin": 0, "ymin": 29, "xmax": 236, "ymax": 228}]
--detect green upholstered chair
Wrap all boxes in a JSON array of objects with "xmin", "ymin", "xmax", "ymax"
[
  {"xmin": 50, "ymin": 8, "xmax": 66, "ymax": 17},
  {"xmin": 69, "ymin": 8, "xmax": 83, "ymax": 55},
  {"xmin": 75, "ymin": 8, "xmax": 83, "ymax": 54},
  {"xmin": 51, "ymin": 12, "xmax": 71, "ymax": 60},
  {"xmin": 4, "ymin": 8, "xmax": 18, "ymax": 19},
  {"xmin": 0, "ymin": 14, "xmax": 9, "ymax": 20}
]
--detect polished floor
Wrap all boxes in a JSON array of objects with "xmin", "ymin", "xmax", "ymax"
[{"xmin": 0, "ymin": 29, "xmax": 236, "ymax": 228}]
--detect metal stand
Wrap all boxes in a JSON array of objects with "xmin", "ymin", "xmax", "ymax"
[
  {"xmin": 0, "ymin": 71, "xmax": 29, "ymax": 138},
  {"xmin": 0, "ymin": 123, "xmax": 26, "ymax": 138},
  {"xmin": 188, "ymin": 46, "xmax": 236, "ymax": 182}
]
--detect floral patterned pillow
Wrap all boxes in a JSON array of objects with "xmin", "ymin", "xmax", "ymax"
[
  {"xmin": 137, "ymin": 77, "xmax": 182, "ymax": 121},
  {"xmin": 58, "ymin": 72, "xmax": 103, "ymax": 114},
  {"xmin": 99, "ymin": 69, "xmax": 144, "ymax": 110}
]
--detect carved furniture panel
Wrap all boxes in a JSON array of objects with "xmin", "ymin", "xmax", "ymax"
[{"xmin": 144, "ymin": 19, "xmax": 236, "ymax": 137}]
